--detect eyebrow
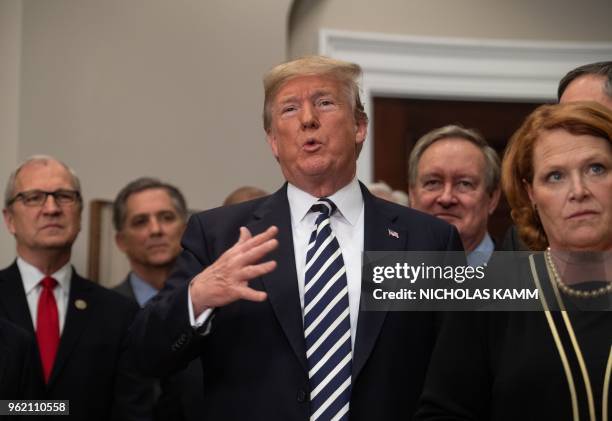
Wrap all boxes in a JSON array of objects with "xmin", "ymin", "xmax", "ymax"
[{"xmin": 276, "ymin": 89, "xmax": 335, "ymax": 105}]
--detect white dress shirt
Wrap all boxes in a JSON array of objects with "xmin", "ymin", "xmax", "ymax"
[
  {"xmin": 17, "ymin": 256, "xmax": 72, "ymax": 334},
  {"xmin": 190, "ymin": 178, "xmax": 365, "ymax": 349}
]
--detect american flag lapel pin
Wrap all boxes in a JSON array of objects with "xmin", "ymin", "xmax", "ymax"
[{"xmin": 388, "ymin": 228, "xmax": 399, "ymax": 239}]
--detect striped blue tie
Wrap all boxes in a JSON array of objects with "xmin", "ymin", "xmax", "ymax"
[{"xmin": 303, "ymin": 198, "xmax": 352, "ymax": 421}]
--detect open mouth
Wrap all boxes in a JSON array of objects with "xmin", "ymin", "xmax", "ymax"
[{"xmin": 303, "ymin": 139, "xmax": 322, "ymax": 152}]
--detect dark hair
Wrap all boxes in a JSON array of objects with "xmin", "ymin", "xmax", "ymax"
[
  {"xmin": 113, "ymin": 177, "xmax": 187, "ymax": 231},
  {"xmin": 557, "ymin": 61, "xmax": 612, "ymax": 101}
]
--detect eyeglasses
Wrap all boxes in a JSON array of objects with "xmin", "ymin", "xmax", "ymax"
[{"xmin": 7, "ymin": 189, "xmax": 81, "ymax": 207}]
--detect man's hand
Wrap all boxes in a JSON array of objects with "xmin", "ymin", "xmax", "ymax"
[{"xmin": 189, "ymin": 226, "xmax": 279, "ymax": 316}]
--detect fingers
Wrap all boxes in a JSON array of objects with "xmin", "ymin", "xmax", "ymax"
[
  {"xmin": 237, "ymin": 225, "xmax": 278, "ymax": 250},
  {"xmin": 241, "ymin": 260, "xmax": 277, "ymax": 280},
  {"xmin": 237, "ymin": 226, "xmax": 252, "ymax": 244},
  {"xmin": 231, "ymin": 226, "xmax": 279, "ymax": 266},
  {"xmin": 238, "ymin": 287, "xmax": 267, "ymax": 302}
]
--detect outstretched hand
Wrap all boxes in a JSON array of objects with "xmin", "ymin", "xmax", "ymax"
[{"xmin": 189, "ymin": 225, "xmax": 279, "ymax": 316}]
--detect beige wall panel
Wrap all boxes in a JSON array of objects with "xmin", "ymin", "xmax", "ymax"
[
  {"xmin": 0, "ymin": 0, "xmax": 21, "ymax": 267},
  {"xmin": 17, "ymin": 0, "xmax": 291, "ymax": 277},
  {"xmin": 289, "ymin": 0, "xmax": 612, "ymax": 57}
]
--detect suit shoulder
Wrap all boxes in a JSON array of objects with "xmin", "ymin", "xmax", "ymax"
[
  {"xmin": 192, "ymin": 195, "xmax": 269, "ymax": 225},
  {"xmin": 73, "ymin": 274, "xmax": 139, "ymax": 313},
  {"xmin": 375, "ymin": 198, "xmax": 453, "ymax": 233}
]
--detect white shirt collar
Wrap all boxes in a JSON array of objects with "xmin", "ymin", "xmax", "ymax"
[
  {"xmin": 17, "ymin": 256, "xmax": 72, "ymax": 295},
  {"xmin": 287, "ymin": 177, "xmax": 363, "ymax": 226}
]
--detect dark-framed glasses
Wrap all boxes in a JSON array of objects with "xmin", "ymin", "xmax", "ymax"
[{"xmin": 8, "ymin": 189, "xmax": 81, "ymax": 207}]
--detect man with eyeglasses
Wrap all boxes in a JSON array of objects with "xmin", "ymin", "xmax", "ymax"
[{"xmin": 0, "ymin": 155, "xmax": 152, "ymax": 420}]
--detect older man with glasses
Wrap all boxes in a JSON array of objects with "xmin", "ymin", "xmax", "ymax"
[{"xmin": 0, "ymin": 155, "xmax": 152, "ymax": 420}]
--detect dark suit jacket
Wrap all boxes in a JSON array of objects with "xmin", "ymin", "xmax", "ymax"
[
  {"xmin": 131, "ymin": 183, "xmax": 463, "ymax": 420},
  {"xmin": 114, "ymin": 276, "xmax": 204, "ymax": 421},
  {"xmin": 0, "ymin": 317, "xmax": 41, "ymax": 400},
  {"xmin": 0, "ymin": 263, "xmax": 151, "ymax": 421}
]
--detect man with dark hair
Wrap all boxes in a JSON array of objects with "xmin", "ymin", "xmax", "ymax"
[
  {"xmin": 557, "ymin": 60, "xmax": 612, "ymax": 108},
  {"xmin": 131, "ymin": 56, "xmax": 463, "ymax": 420},
  {"xmin": 113, "ymin": 177, "xmax": 188, "ymax": 304},
  {"xmin": 113, "ymin": 177, "xmax": 203, "ymax": 421},
  {"xmin": 0, "ymin": 155, "xmax": 150, "ymax": 420}
]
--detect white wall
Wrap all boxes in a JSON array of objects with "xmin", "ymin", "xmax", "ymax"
[
  {"xmin": 11, "ymin": 0, "xmax": 292, "ymax": 277},
  {"xmin": 0, "ymin": 0, "xmax": 21, "ymax": 267},
  {"xmin": 289, "ymin": 0, "xmax": 612, "ymax": 57},
  {"xmin": 4, "ymin": 0, "xmax": 611, "ymax": 275}
]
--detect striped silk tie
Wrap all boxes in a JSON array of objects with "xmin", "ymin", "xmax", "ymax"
[{"xmin": 303, "ymin": 198, "xmax": 352, "ymax": 421}]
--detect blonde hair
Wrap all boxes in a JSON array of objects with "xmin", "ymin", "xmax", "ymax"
[{"xmin": 262, "ymin": 55, "xmax": 368, "ymax": 132}]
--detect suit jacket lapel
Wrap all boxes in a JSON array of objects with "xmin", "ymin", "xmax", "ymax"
[
  {"xmin": 0, "ymin": 262, "xmax": 36, "ymax": 333},
  {"xmin": 353, "ymin": 184, "xmax": 406, "ymax": 381},
  {"xmin": 48, "ymin": 271, "xmax": 94, "ymax": 386},
  {"xmin": 246, "ymin": 185, "xmax": 308, "ymax": 373}
]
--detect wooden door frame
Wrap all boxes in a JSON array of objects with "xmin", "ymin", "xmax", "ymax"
[{"xmin": 319, "ymin": 29, "xmax": 612, "ymax": 183}]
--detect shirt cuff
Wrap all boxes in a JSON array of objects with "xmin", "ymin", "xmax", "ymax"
[{"xmin": 188, "ymin": 289, "xmax": 213, "ymax": 328}]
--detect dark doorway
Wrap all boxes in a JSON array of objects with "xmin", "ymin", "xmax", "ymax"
[{"xmin": 373, "ymin": 97, "xmax": 545, "ymax": 244}]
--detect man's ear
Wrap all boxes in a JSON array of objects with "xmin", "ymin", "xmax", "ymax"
[
  {"xmin": 355, "ymin": 118, "xmax": 368, "ymax": 146},
  {"xmin": 115, "ymin": 231, "xmax": 128, "ymax": 253},
  {"xmin": 266, "ymin": 130, "xmax": 279, "ymax": 160},
  {"xmin": 2, "ymin": 208, "xmax": 16, "ymax": 236},
  {"xmin": 488, "ymin": 187, "xmax": 502, "ymax": 215}
]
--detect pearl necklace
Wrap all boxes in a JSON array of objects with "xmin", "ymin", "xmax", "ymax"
[{"xmin": 545, "ymin": 248, "xmax": 612, "ymax": 298}]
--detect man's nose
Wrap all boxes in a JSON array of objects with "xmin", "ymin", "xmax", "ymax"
[
  {"xmin": 149, "ymin": 217, "xmax": 163, "ymax": 235},
  {"xmin": 300, "ymin": 103, "xmax": 319, "ymax": 130},
  {"xmin": 41, "ymin": 194, "xmax": 61, "ymax": 214},
  {"xmin": 436, "ymin": 184, "xmax": 456, "ymax": 207}
]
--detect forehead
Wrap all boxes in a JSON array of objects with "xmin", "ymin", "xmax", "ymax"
[
  {"xmin": 534, "ymin": 129, "xmax": 611, "ymax": 165},
  {"xmin": 273, "ymin": 74, "xmax": 343, "ymax": 103},
  {"xmin": 418, "ymin": 138, "xmax": 486, "ymax": 175},
  {"xmin": 560, "ymin": 74, "xmax": 608, "ymax": 104},
  {"xmin": 15, "ymin": 160, "xmax": 74, "ymax": 191},
  {"xmin": 125, "ymin": 188, "xmax": 176, "ymax": 215}
]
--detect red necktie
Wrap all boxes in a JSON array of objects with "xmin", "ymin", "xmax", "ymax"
[{"xmin": 36, "ymin": 276, "xmax": 59, "ymax": 383}]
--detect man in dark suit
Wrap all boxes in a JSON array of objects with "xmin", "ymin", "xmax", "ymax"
[
  {"xmin": 0, "ymin": 317, "xmax": 41, "ymax": 400},
  {"xmin": 408, "ymin": 125, "xmax": 501, "ymax": 266},
  {"xmin": 112, "ymin": 177, "xmax": 203, "ymax": 421},
  {"xmin": 131, "ymin": 56, "xmax": 463, "ymax": 420},
  {"xmin": 0, "ymin": 155, "xmax": 151, "ymax": 420}
]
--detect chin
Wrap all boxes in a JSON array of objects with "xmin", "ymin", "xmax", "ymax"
[{"xmin": 147, "ymin": 255, "xmax": 174, "ymax": 267}]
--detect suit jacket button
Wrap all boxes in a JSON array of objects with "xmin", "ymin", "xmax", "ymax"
[{"xmin": 297, "ymin": 390, "xmax": 307, "ymax": 402}]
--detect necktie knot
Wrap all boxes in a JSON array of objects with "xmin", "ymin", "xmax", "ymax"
[
  {"xmin": 311, "ymin": 198, "xmax": 337, "ymax": 218},
  {"xmin": 41, "ymin": 276, "xmax": 58, "ymax": 290}
]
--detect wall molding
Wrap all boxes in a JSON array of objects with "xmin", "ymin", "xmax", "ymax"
[{"xmin": 319, "ymin": 29, "xmax": 612, "ymax": 182}]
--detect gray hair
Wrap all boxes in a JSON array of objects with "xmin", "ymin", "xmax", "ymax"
[
  {"xmin": 557, "ymin": 61, "xmax": 612, "ymax": 101},
  {"xmin": 408, "ymin": 125, "xmax": 500, "ymax": 195},
  {"xmin": 4, "ymin": 155, "xmax": 82, "ymax": 208},
  {"xmin": 368, "ymin": 181, "xmax": 409, "ymax": 206},
  {"xmin": 113, "ymin": 177, "xmax": 188, "ymax": 231}
]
